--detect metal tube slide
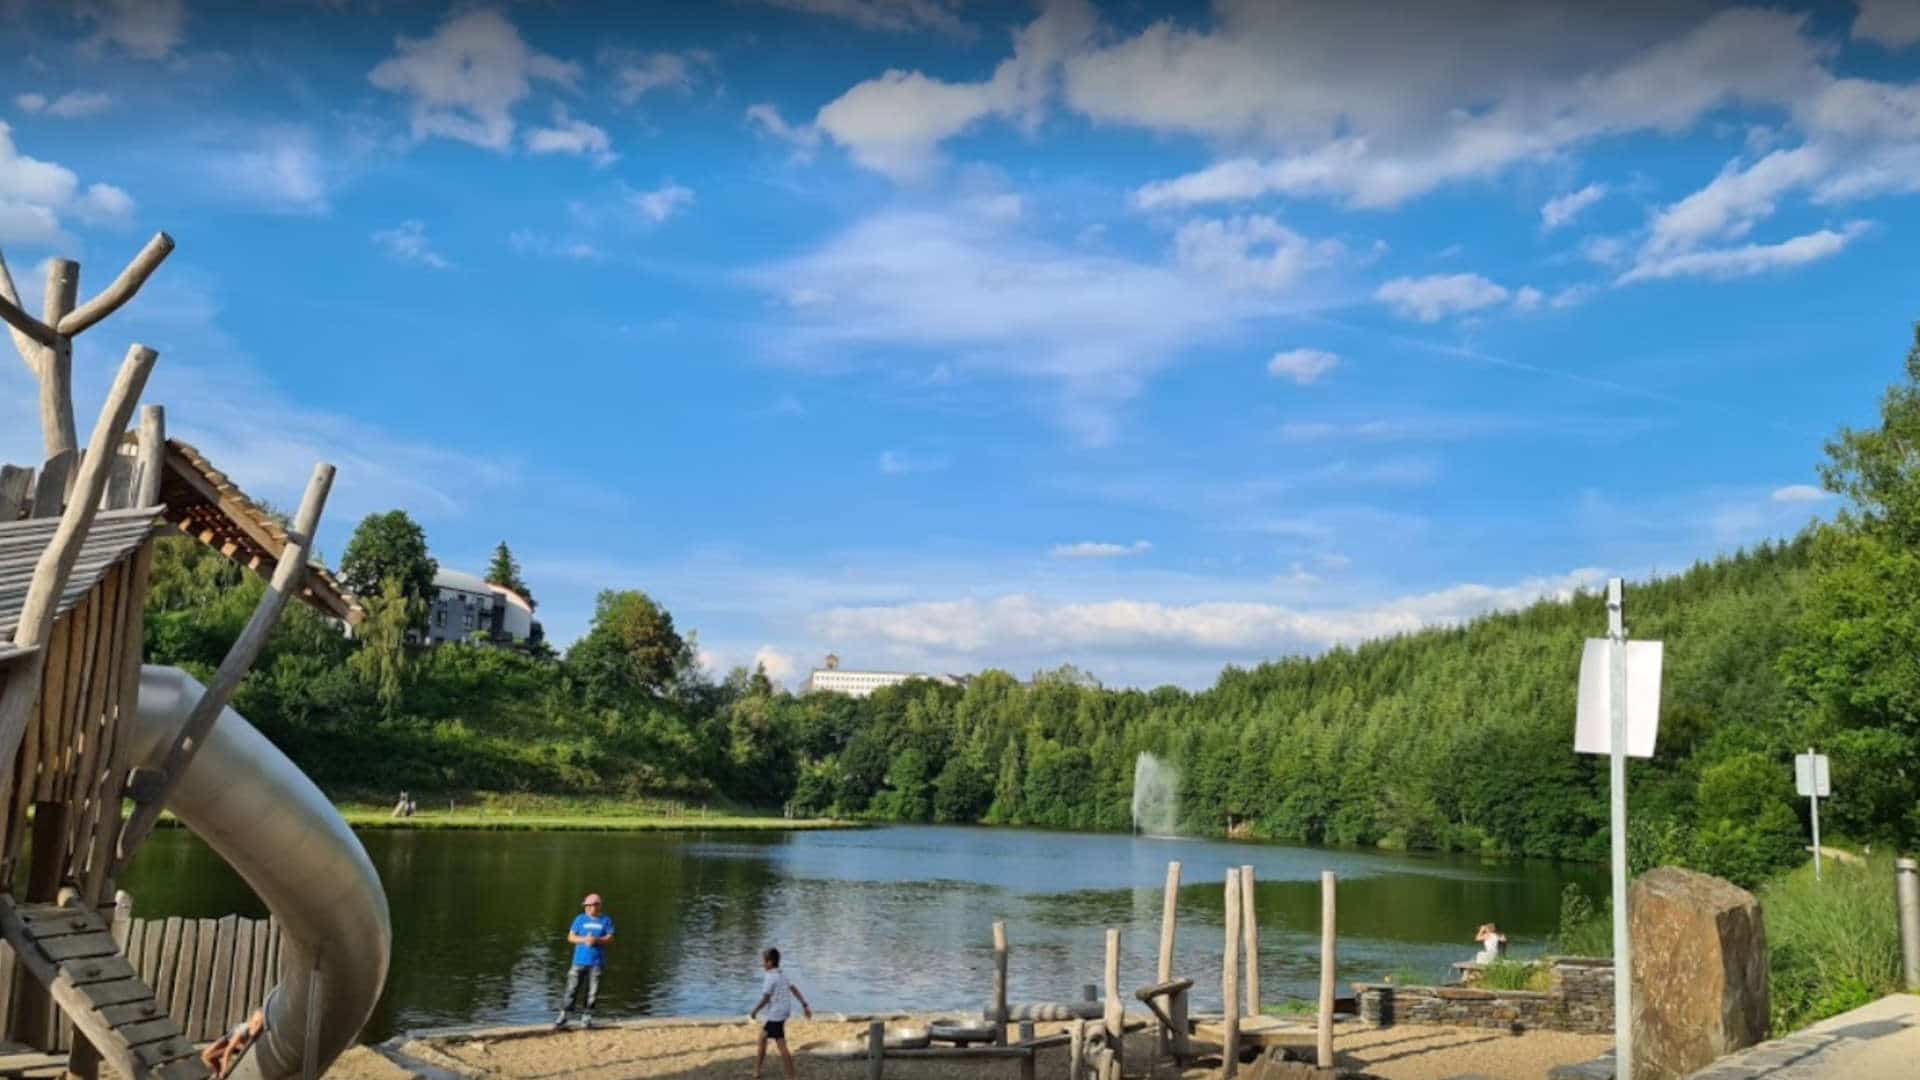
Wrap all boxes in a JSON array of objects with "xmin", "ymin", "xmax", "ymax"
[{"xmin": 130, "ymin": 665, "xmax": 391, "ymax": 1079}]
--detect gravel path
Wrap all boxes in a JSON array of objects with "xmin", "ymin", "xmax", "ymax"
[{"xmin": 379, "ymin": 1017, "xmax": 1609, "ymax": 1080}]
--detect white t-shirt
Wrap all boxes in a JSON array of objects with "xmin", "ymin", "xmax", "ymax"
[{"xmin": 762, "ymin": 970, "xmax": 794, "ymax": 1021}]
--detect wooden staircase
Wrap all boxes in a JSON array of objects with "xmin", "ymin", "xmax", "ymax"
[{"xmin": 0, "ymin": 897, "xmax": 207, "ymax": 1079}]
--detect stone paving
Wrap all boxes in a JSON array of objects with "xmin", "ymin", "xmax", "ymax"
[{"xmin": 1547, "ymin": 993, "xmax": 1920, "ymax": 1080}]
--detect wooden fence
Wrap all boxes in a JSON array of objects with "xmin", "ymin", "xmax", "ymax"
[{"xmin": 0, "ymin": 898, "xmax": 283, "ymax": 1052}]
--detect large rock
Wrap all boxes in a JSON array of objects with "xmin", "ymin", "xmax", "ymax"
[{"xmin": 1629, "ymin": 866, "xmax": 1769, "ymax": 1079}]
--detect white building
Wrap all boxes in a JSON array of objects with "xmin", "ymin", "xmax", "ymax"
[
  {"xmin": 803, "ymin": 654, "xmax": 963, "ymax": 698},
  {"xmin": 423, "ymin": 568, "xmax": 544, "ymax": 648}
]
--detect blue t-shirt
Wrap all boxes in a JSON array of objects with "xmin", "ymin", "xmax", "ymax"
[{"xmin": 570, "ymin": 913, "xmax": 613, "ymax": 967}]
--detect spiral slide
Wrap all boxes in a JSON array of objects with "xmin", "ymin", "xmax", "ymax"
[{"xmin": 130, "ymin": 665, "xmax": 392, "ymax": 1080}]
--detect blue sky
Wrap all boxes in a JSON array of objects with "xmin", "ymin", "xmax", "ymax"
[{"xmin": 2, "ymin": 0, "xmax": 1917, "ymax": 689}]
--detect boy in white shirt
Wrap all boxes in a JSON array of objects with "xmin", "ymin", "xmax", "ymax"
[{"xmin": 749, "ymin": 947, "xmax": 813, "ymax": 1080}]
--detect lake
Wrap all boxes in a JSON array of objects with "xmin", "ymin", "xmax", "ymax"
[{"xmin": 118, "ymin": 825, "xmax": 1605, "ymax": 1040}]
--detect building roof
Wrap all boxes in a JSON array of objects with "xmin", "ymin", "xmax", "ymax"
[
  {"xmin": 129, "ymin": 437, "xmax": 364, "ymax": 625},
  {"xmin": 489, "ymin": 583, "xmax": 533, "ymax": 612},
  {"xmin": 0, "ymin": 507, "xmax": 162, "ymax": 640},
  {"xmin": 433, "ymin": 568, "xmax": 495, "ymax": 596}
]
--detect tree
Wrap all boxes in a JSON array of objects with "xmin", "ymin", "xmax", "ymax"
[
  {"xmin": 566, "ymin": 589, "xmax": 691, "ymax": 700},
  {"xmin": 350, "ymin": 577, "xmax": 417, "ymax": 717},
  {"xmin": 340, "ymin": 511, "xmax": 437, "ymax": 626},
  {"xmin": 485, "ymin": 540, "xmax": 534, "ymax": 607}
]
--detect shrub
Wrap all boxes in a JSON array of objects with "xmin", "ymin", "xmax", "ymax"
[
  {"xmin": 1550, "ymin": 883, "xmax": 1613, "ymax": 958},
  {"xmin": 1762, "ymin": 854, "xmax": 1904, "ymax": 1033},
  {"xmin": 1478, "ymin": 958, "xmax": 1550, "ymax": 992}
]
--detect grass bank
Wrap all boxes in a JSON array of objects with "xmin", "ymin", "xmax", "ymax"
[{"xmin": 329, "ymin": 790, "xmax": 860, "ymax": 833}]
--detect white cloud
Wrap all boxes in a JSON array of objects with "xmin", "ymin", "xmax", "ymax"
[
  {"xmin": 748, "ymin": 204, "xmax": 1310, "ymax": 444},
  {"xmin": 746, "ymin": 103, "xmax": 823, "ymax": 153},
  {"xmin": 1375, "ymin": 272, "xmax": 1511, "ymax": 322},
  {"xmin": 1171, "ymin": 215, "xmax": 1343, "ymax": 291},
  {"xmin": 0, "ymin": 120, "xmax": 132, "ymax": 244},
  {"xmin": 13, "ymin": 93, "xmax": 46, "ymax": 114},
  {"xmin": 1541, "ymin": 183, "xmax": 1607, "ymax": 230},
  {"xmin": 1051, "ymin": 540, "xmax": 1151, "ymax": 559},
  {"xmin": 1512, "ymin": 285, "xmax": 1546, "ymax": 311},
  {"xmin": 752, "ymin": 645, "xmax": 798, "ymax": 683},
  {"xmin": 1855, "ymin": 0, "xmax": 1920, "ymax": 49},
  {"xmin": 78, "ymin": 0, "xmax": 186, "ymax": 60},
  {"xmin": 218, "ymin": 128, "xmax": 329, "ymax": 214},
  {"xmin": 1645, "ymin": 146, "xmax": 1831, "ymax": 257},
  {"xmin": 811, "ymin": 569, "xmax": 1607, "ymax": 657},
  {"xmin": 525, "ymin": 107, "xmax": 615, "ymax": 165},
  {"xmin": 1772, "ymin": 484, "xmax": 1829, "ymax": 503},
  {"xmin": 368, "ymin": 8, "xmax": 578, "ymax": 151},
  {"xmin": 878, "ymin": 449, "xmax": 949, "ymax": 475},
  {"xmin": 1619, "ymin": 223, "xmax": 1870, "ymax": 283},
  {"xmin": 626, "ymin": 181, "xmax": 694, "ymax": 224},
  {"xmin": 603, "ymin": 49, "xmax": 709, "ymax": 104},
  {"xmin": 812, "ymin": 0, "xmax": 1096, "ymax": 178},
  {"xmin": 1266, "ymin": 348, "xmax": 1339, "ymax": 385},
  {"xmin": 372, "ymin": 220, "xmax": 450, "ymax": 269},
  {"xmin": 34, "ymin": 91, "xmax": 113, "ymax": 119},
  {"xmin": 508, "ymin": 229, "xmax": 600, "ymax": 261},
  {"xmin": 762, "ymin": 0, "xmax": 973, "ymax": 38}
]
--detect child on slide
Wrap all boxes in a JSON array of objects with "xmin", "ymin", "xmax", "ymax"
[{"xmin": 749, "ymin": 947, "xmax": 813, "ymax": 1080}]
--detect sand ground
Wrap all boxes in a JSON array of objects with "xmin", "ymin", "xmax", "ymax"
[{"xmin": 355, "ymin": 1018, "xmax": 1609, "ymax": 1080}]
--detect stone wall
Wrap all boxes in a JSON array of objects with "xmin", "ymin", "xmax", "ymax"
[{"xmin": 1354, "ymin": 957, "xmax": 1613, "ymax": 1034}]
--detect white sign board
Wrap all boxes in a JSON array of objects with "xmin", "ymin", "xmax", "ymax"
[
  {"xmin": 1575, "ymin": 639, "xmax": 1663, "ymax": 758},
  {"xmin": 1795, "ymin": 753, "xmax": 1831, "ymax": 798}
]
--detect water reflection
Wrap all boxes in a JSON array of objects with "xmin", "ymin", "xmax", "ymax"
[{"xmin": 119, "ymin": 825, "xmax": 1603, "ymax": 1040}]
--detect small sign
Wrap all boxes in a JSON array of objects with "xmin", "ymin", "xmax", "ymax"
[
  {"xmin": 1575, "ymin": 639, "xmax": 1663, "ymax": 758},
  {"xmin": 1795, "ymin": 753, "xmax": 1831, "ymax": 798}
]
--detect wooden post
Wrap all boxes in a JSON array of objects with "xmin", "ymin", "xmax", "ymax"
[
  {"xmin": 1158, "ymin": 861, "xmax": 1181, "ymax": 981},
  {"xmin": 992, "ymin": 921, "xmax": 1008, "ymax": 1046},
  {"xmin": 1240, "ymin": 864, "xmax": 1260, "ymax": 1019},
  {"xmin": 1103, "ymin": 928, "xmax": 1122, "ymax": 1080},
  {"xmin": 866, "ymin": 1020, "xmax": 885, "ymax": 1080},
  {"xmin": 109, "ymin": 891, "xmax": 132, "ymax": 950},
  {"xmin": 1070, "ymin": 1019, "xmax": 1085, "ymax": 1080},
  {"xmin": 133, "ymin": 405, "xmax": 164, "ymax": 507},
  {"xmin": 1223, "ymin": 867, "xmax": 1240, "ymax": 1078},
  {"xmin": 39, "ymin": 259, "xmax": 78, "ymax": 460},
  {"xmin": 1317, "ymin": 871, "xmax": 1336, "ymax": 1069}
]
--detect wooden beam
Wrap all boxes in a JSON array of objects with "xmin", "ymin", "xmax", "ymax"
[
  {"xmin": 1102, "ymin": 928, "xmax": 1121, "ymax": 1080},
  {"xmin": 133, "ymin": 408, "xmax": 164, "ymax": 508},
  {"xmin": 991, "ymin": 921, "xmax": 1008, "ymax": 1045},
  {"xmin": 39, "ymin": 260, "xmax": 78, "ymax": 459},
  {"xmin": 114, "ymin": 463, "xmax": 334, "ymax": 870},
  {"xmin": 1318, "ymin": 871, "xmax": 1336, "ymax": 1069},
  {"xmin": 0, "ymin": 898, "xmax": 179, "ymax": 1080},
  {"xmin": 1222, "ymin": 867, "xmax": 1240, "ymax": 1079},
  {"xmin": 0, "ymin": 289, "xmax": 53, "ymax": 350},
  {"xmin": 57, "ymin": 235, "xmax": 174, "ymax": 339},
  {"xmin": 1241, "ymin": 865, "xmax": 1260, "ymax": 1018},
  {"xmin": 0, "ymin": 244, "xmax": 52, "ymax": 366}
]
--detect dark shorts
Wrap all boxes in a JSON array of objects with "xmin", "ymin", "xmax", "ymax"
[{"xmin": 763, "ymin": 1020, "xmax": 786, "ymax": 1040}]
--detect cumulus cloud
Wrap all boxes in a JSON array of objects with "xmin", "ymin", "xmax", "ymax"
[
  {"xmin": 1772, "ymin": 484, "xmax": 1829, "ymax": 503},
  {"xmin": 603, "ymin": 49, "xmax": 711, "ymax": 104},
  {"xmin": 369, "ymin": 8, "xmax": 578, "ymax": 151},
  {"xmin": 746, "ymin": 104, "xmax": 823, "ymax": 153},
  {"xmin": 812, "ymin": 0, "xmax": 1095, "ymax": 178},
  {"xmin": 14, "ymin": 90, "xmax": 112, "ymax": 119},
  {"xmin": 1855, "ymin": 0, "xmax": 1920, "ymax": 49},
  {"xmin": 1618, "ymin": 223, "xmax": 1870, "ymax": 283},
  {"xmin": 217, "ymin": 128, "xmax": 330, "ymax": 214},
  {"xmin": 1051, "ymin": 540, "xmax": 1151, "ymax": 558},
  {"xmin": 1645, "ymin": 147, "xmax": 1831, "ymax": 257},
  {"xmin": 0, "ymin": 120, "xmax": 133, "ymax": 244},
  {"xmin": 625, "ymin": 181, "xmax": 694, "ymax": 224},
  {"xmin": 1375, "ymin": 272, "xmax": 1512, "ymax": 322},
  {"xmin": 525, "ymin": 107, "xmax": 615, "ymax": 165},
  {"xmin": 811, "ymin": 569, "xmax": 1608, "ymax": 657},
  {"xmin": 761, "ymin": 0, "xmax": 972, "ymax": 38},
  {"xmin": 1541, "ymin": 183, "xmax": 1607, "ymax": 230},
  {"xmin": 372, "ymin": 220, "xmax": 450, "ymax": 269},
  {"xmin": 752, "ymin": 645, "xmax": 798, "ymax": 683},
  {"xmin": 1171, "ymin": 215, "xmax": 1343, "ymax": 291},
  {"xmin": 1266, "ymin": 348, "xmax": 1339, "ymax": 385},
  {"xmin": 77, "ymin": 0, "xmax": 186, "ymax": 60}
]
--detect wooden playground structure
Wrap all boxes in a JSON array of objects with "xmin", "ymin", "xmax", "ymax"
[
  {"xmin": 813, "ymin": 859, "xmax": 1347, "ymax": 1079},
  {"xmin": 0, "ymin": 230, "xmax": 352, "ymax": 1080}
]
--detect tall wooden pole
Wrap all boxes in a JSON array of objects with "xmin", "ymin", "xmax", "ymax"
[
  {"xmin": 1222, "ymin": 867, "xmax": 1241, "ymax": 1078},
  {"xmin": 992, "ymin": 921, "xmax": 1009, "ymax": 1046},
  {"xmin": 1240, "ymin": 864, "xmax": 1260, "ymax": 1018},
  {"xmin": 1317, "ymin": 871, "xmax": 1336, "ymax": 1068},
  {"xmin": 39, "ymin": 260, "xmax": 78, "ymax": 460},
  {"xmin": 1158, "ymin": 861, "xmax": 1181, "ymax": 1057},
  {"xmin": 1103, "ymin": 928, "xmax": 1122, "ymax": 1080}
]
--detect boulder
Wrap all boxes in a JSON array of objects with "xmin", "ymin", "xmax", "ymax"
[{"xmin": 1629, "ymin": 866, "xmax": 1769, "ymax": 1079}]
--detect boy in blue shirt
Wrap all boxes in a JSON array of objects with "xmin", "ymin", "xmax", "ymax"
[{"xmin": 554, "ymin": 893, "xmax": 614, "ymax": 1029}]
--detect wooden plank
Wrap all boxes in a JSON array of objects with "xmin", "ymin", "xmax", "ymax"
[
  {"xmin": 139, "ymin": 919, "xmax": 164, "ymax": 990},
  {"xmin": 101, "ymin": 457, "xmax": 134, "ymax": 513},
  {"xmin": 116, "ymin": 1017, "xmax": 181, "ymax": 1047},
  {"xmin": 205, "ymin": 915, "xmax": 236, "ymax": 1041},
  {"xmin": 25, "ymin": 608, "xmax": 68, "ymax": 804},
  {"xmin": 165, "ymin": 919, "xmax": 197, "ymax": 1030},
  {"xmin": 17, "ymin": 908, "xmax": 97, "ymax": 939},
  {"xmin": 123, "ymin": 919, "xmax": 144, "ymax": 972},
  {"xmin": 96, "ymin": 998, "xmax": 164, "ymax": 1027},
  {"xmin": 28, "ymin": 452, "xmax": 72, "ymax": 518},
  {"xmin": 88, "ymin": 539, "xmax": 150, "ymax": 907},
  {"xmin": 263, "ymin": 917, "xmax": 279, "ymax": 999},
  {"xmin": 63, "ymin": 953, "xmax": 137, "ymax": 987},
  {"xmin": 249, "ymin": 919, "xmax": 271, "ymax": 1009},
  {"xmin": 66, "ymin": 567, "xmax": 118, "ymax": 886},
  {"xmin": 36, "ymin": 932, "xmax": 118, "ymax": 963},
  {"xmin": 0, "ymin": 466, "xmax": 31, "ymax": 522},
  {"xmin": 154, "ymin": 917, "xmax": 183, "ymax": 1017},
  {"xmin": 225, "ymin": 917, "xmax": 253, "ymax": 1031},
  {"xmin": 186, "ymin": 917, "xmax": 216, "ymax": 1041},
  {"xmin": 72, "ymin": 977, "xmax": 151, "ymax": 1007},
  {"xmin": 0, "ymin": 942, "xmax": 15, "ymax": 1036}
]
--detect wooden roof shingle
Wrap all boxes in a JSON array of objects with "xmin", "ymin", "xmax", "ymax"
[{"xmin": 0, "ymin": 507, "xmax": 162, "ymax": 640}]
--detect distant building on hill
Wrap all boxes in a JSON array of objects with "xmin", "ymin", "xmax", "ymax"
[
  {"xmin": 423, "ymin": 568, "xmax": 544, "ymax": 648},
  {"xmin": 803, "ymin": 653, "xmax": 966, "ymax": 697}
]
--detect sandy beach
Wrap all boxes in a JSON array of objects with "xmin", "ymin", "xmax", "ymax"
[{"xmin": 356, "ymin": 1017, "xmax": 1609, "ymax": 1080}]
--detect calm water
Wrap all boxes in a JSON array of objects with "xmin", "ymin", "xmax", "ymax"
[{"xmin": 119, "ymin": 825, "xmax": 1603, "ymax": 1041}]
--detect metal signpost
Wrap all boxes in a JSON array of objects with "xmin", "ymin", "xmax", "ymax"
[
  {"xmin": 1794, "ymin": 750, "xmax": 1831, "ymax": 880},
  {"xmin": 1575, "ymin": 578, "xmax": 1664, "ymax": 1080}
]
